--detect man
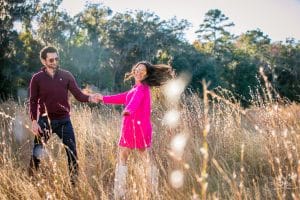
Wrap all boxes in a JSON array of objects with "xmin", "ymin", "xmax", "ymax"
[{"xmin": 28, "ymin": 46, "xmax": 98, "ymax": 185}]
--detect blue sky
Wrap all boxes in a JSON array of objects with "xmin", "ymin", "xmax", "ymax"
[{"xmin": 58, "ymin": 0, "xmax": 300, "ymax": 43}]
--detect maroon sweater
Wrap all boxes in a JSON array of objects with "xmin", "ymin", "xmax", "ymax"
[{"xmin": 29, "ymin": 67, "xmax": 89, "ymax": 120}]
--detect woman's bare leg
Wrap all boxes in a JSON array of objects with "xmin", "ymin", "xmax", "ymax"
[
  {"xmin": 114, "ymin": 147, "xmax": 131, "ymax": 199},
  {"xmin": 137, "ymin": 148, "xmax": 150, "ymax": 164},
  {"xmin": 137, "ymin": 148, "xmax": 159, "ymax": 195},
  {"xmin": 119, "ymin": 147, "xmax": 131, "ymax": 165}
]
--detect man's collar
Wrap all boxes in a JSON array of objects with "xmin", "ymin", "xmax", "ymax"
[{"xmin": 41, "ymin": 66, "xmax": 60, "ymax": 77}]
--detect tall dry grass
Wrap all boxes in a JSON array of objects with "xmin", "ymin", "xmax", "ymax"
[{"xmin": 0, "ymin": 84, "xmax": 300, "ymax": 199}]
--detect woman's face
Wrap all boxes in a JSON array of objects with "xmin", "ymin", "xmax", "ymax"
[{"xmin": 133, "ymin": 64, "xmax": 147, "ymax": 82}]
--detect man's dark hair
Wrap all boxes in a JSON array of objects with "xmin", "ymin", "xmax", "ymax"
[{"xmin": 40, "ymin": 46, "xmax": 58, "ymax": 60}]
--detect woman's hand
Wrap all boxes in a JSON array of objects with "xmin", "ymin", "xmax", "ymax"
[
  {"xmin": 97, "ymin": 93, "xmax": 103, "ymax": 101},
  {"xmin": 88, "ymin": 93, "xmax": 103, "ymax": 103},
  {"xmin": 122, "ymin": 110, "xmax": 130, "ymax": 116},
  {"xmin": 93, "ymin": 93, "xmax": 103, "ymax": 102}
]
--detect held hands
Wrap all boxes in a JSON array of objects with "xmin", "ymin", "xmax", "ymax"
[
  {"xmin": 95, "ymin": 93, "xmax": 103, "ymax": 102},
  {"xmin": 90, "ymin": 93, "xmax": 129, "ymax": 116},
  {"xmin": 92, "ymin": 93, "xmax": 129, "ymax": 116},
  {"xmin": 89, "ymin": 93, "xmax": 103, "ymax": 103}
]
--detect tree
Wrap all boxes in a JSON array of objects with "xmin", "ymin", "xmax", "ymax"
[
  {"xmin": 35, "ymin": 0, "xmax": 72, "ymax": 46},
  {"xmin": 105, "ymin": 10, "xmax": 189, "ymax": 90},
  {"xmin": 195, "ymin": 9, "xmax": 235, "ymax": 55},
  {"xmin": 64, "ymin": 3, "xmax": 112, "ymax": 89},
  {"xmin": 235, "ymin": 29, "xmax": 271, "ymax": 60},
  {"xmin": 0, "ymin": 0, "xmax": 38, "ymax": 99},
  {"xmin": 268, "ymin": 39, "xmax": 300, "ymax": 101}
]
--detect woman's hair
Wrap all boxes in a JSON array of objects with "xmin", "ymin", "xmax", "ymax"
[{"xmin": 124, "ymin": 61, "xmax": 174, "ymax": 86}]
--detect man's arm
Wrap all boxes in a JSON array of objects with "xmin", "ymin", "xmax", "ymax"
[
  {"xmin": 67, "ymin": 71, "xmax": 100, "ymax": 103},
  {"xmin": 29, "ymin": 75, "xmax": 42, "ymax": 135},
  {"xmin": 67, "ymin": 72, "xmax": 91, "ymax": 102},
  {"xmin": 29, "ymin": 76, "xmax": 38, "ymax": 121}
]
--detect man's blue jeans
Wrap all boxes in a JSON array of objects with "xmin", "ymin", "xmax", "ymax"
[{"xmin": 29, "ymin": 116, "xmax": 78, "ymax": 185}]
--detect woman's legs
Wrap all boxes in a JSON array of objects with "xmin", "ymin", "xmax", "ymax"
[
  {"xmin": 138, "ymin": 148, "xmax": 159, "ymax": 195},
  {"xmin": 114, "ymin": 147, "xmax": 130, "ymax": 199},
  {"xmin": 114, "ymin": 147, "xmax": 159, "ymax": 198},
  {"xmin": 119, "ymin": 147, "xmax": 130, "ymax": 165},
  {"xmin": 137, "ymin": 148, "xmax": 150, "ymax": 163}
]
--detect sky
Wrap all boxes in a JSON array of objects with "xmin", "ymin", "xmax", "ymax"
[{"xmin": 59, "ymin": 0, "xmax": 300, "ymax": 43}]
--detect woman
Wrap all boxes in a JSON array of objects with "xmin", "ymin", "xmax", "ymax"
[{"xmin": 97, "ymin": 61, "xmax": 173, "ymax": 198}]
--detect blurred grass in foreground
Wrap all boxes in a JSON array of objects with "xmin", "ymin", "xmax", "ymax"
[{"xmin": 0, "ymin": 83, "xmax": 300, "ymax": 199}]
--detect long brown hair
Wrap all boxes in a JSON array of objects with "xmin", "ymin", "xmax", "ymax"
[{"xmin": 124, "ymin": 61, "xmax": 174, "ymax": 86}]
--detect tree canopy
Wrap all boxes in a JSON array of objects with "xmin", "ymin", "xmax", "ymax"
[{"xmin": 1, "ymin": 2, "xmax": 299, "ymax": 104}]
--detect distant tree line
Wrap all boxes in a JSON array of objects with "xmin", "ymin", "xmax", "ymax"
[{"xmin": 1, "ymin": 0, "xmax": 300, "ymax": 105}]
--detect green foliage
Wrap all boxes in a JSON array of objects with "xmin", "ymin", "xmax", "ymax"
[
  {"xmin": 0, "ymin": 1, "xmax": 299, "ymax": 104},
  {"xmin": 0, "ymin": 0, "xmax": 39, "ymax": 98},
  {"xmin": 268, "ymin": 39, "xmax": 300, "ymax": 101},
  {"xmin": 103, "ymin": 10, "xmax": 189, "ymax": 90},
  {"xmin": 195, "ymin": 9, "xmax": 235, "ymax": 55}
]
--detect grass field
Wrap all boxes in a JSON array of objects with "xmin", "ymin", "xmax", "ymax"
[{"xmin": 0, "ymin": 81, "xmax": 300, "ymax": 199}]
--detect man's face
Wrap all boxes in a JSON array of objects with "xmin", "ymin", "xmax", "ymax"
[{"xmin": 42, "ymin": 52, "xmax": 59, "ymax": 69}]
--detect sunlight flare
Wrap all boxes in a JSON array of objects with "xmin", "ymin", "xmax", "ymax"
[
  {"xmin": 162, "ymin": 73, "xmax": 190, "ymax": 104},
  {"xmin": 163, "ymin": 109, "xmax": 180, "ymax": 127},
  {"xmin": 170, "ymin": 170, "xmax": 184, "ymax": 188},
  {"xmin": 13, "ymin": 112, "xmax": 25, "ymax": 142},
  {"xmin": 170, "ymin": 134, "xmax": 188, "ymax": 158}
]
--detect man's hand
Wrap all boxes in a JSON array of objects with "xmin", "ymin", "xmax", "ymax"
[
  {"xmin": 32, "ymin": 120, "xmax": 42, "ymax": 136},
  {"xmin": 89, "ymin": 94, "xmax": 99, "ymax": 103}
]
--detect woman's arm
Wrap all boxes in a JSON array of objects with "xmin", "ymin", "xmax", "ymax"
[{"xmin": 103, "ymin": 91, "xmax": 128, "ymax": 105}]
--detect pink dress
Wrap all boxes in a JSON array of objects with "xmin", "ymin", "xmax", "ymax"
[{"xmin": 103, "ymin": 83, "xmax": 152, "ymax": 149}]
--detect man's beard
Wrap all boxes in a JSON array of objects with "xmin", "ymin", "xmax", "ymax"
[{"xmin": 47, "ymin": 65, "xmax": 59, "ymax": 70}]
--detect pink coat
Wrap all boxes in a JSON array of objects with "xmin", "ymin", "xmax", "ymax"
[{"xmin": 103, "ymin": 83, "xmax": 152, "ymax": 149}]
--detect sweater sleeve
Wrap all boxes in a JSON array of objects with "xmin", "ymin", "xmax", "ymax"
[
  {"xmin": 29, "ymin": 75, "xmax": 39, "ymax": 121},
  {"xmin": 103, "ymin": 91, "xmax": 128, "ymax": 105},
  {"xmin": 124, "ymin": 84, "xmax": 145, "ymax": 115},
  {"xmin": 67, "ymin": 72, "xmax": 90, "ymax": 102}
]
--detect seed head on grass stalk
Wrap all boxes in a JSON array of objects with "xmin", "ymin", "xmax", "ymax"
[{"xmin": 200, "ymin": 80, "xmax": 209, "ymax": 200}]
